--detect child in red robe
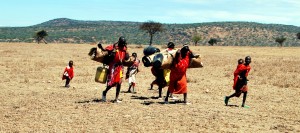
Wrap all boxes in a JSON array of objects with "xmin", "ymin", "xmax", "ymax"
[
  {"xmin": 62, "ymin": 60, "xmax": 74, "ymax": 88},
  {"xmin": 233, "ymin": 59, "xmax": 244, "ymax": 89}
]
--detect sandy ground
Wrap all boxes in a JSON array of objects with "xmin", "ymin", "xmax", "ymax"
[{"xmin": 0, "ymin": 43, "xmax": 299, "ymax": 132}]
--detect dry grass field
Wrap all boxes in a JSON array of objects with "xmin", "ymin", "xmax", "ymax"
[{"xmin": 0, "ymin": 43, "xmax": 299, "ymax": 132}]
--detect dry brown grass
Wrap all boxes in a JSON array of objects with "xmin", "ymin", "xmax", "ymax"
[{"xmin": 0, "ymin": 43, "xmax": 300, "ymax": 132}]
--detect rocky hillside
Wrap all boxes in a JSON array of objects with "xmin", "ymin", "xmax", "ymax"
[{"xmin": 0, "ymin": 18, "xmax": 299, "ymax": 46}]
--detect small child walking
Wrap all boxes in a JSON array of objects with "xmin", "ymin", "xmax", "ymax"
[
  {"xmin": 62, "ymin": 60, "xmax": 74, "ymax": 88},
  {"xmin": 126, "ymin": 53, "xmax": 140, "ymax": 93}
]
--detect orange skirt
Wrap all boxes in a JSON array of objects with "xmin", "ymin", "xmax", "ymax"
[{"xmin": 168, "ymin": 74, "xmax": 187, "ymax": 94}]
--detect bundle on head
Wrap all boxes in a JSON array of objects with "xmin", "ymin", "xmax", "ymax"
[
  {"xmin": 88, "ymin": 42, "xmax": 135, "ymax": 67},
  {"xmin": 88, "ymin": 46, "xmax": 109, "ymax": 63},
  {"xmin": 142, "ymin": 45, "xmax": 203, "ymax": 69}
]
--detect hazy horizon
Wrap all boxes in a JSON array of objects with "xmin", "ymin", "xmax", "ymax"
[{"xmin": 1, "ymin": 0, "xmax": 300, "ymax": 27}]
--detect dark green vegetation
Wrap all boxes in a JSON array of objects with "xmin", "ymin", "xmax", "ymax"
[
  {"xmin": 208, "ymin": 38, "xmax": 218, "ymax": 46},
  {"xmin": 35, "ymin": 30, "xmax": 48, "ymax": 44},
  {"xmin": 275, "ymin": 36, "xmax": 287, "ymax": 47},
  {"xmin": 1, "ymin": 18, "xmax": 300, "ymax": 46},
  {"xmin": 139, "ymin": 21, "xmax": 164, "ymax": 45}
]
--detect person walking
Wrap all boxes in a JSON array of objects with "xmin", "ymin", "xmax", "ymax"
[
  {"xmin": 62, "ymin": 60, "xmax": 74, "ymax": 88},
  {"xmin": 164, "ymin": 44, "xmax": 196, "ymax": 104},
  {"xmin": 126, "ymin": 53, "xmax": 140, "ymax": 93},
  {"xmin": 225, "ymin": 56, "xmax": 252, "ymax": 108},
  {"xmin": 101, "ymin": 36, "xmax": 129, "ymax": 103}
]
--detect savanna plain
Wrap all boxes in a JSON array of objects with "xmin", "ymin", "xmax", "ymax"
[{"xmin": 0, "ymin": 43, "xmax": 299, "ymax": 132}]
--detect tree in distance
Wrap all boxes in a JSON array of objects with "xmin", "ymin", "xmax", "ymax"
[
  {"xmin": 208, "ymin": 38, "xmax": 218, "ymax": 46},
  {"xmin": 296, "ymin": 32, "xmax": 300, "ymax": 39},
  {"xmin": 275, "ymin": 36, "xmax": 286, "ymax": 47},
  {"xmin": 139, "ymin": 21, "xmax": 164, "ymax": 45},
  {"xmin": 35, "ymin": 30, "xmax": 48, "ymax": 44},
  {"xmin": 192, "ymin": 34, "xmax": 201, "ymax": 46}
]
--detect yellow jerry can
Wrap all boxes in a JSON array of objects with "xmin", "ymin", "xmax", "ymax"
[
  {"xmin": 95, "ymin": 66, "xmax": 108, "ymax": 84},
  {"xmin": 163, "ymin": 69, "xmax": 171, "ymax": 86}
]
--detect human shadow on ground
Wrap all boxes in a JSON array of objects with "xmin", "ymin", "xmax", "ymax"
[
  {"xmin": 150, "ymin": 96, "xmax": 162, "ymax": 99},
  {"xmin": 142, "ymin": 101, "xmax": 155, "ymax": 105},
  {"xmin": 75, "ymin": 98, "xmax": 123, "ymax": 104},
  {"xmin": 75, "ymin": 98, "xmax": 104, "ymax": 103},
  {"xmin": 60, "ymin": 86, "xmax": 70, "ymax": 89},
  {"xmin": 130, "ymin": 95, "xmax": 162, "ymax": 106},
  {"xmin": 121, "ymin": 90, "xmax": 129, "ymax": 93},
  {"xmin": 225, "ymin": 104, "xmax": 239, "ymax": 107},
  {"xmin": 157, "ymin": 101, "xmax": 174, "ymax": 104},
  {"xmin": 131, "ymin": 95, "xmax": 150, "ymax": 100},
  {"xmin": 121, "ymin": 90, "xmax": 138, "ymax": 94},
  {"xmin": 75, "ymin": 99, "xmax": 99, "ymax": 103},
  {"xmin": 141, "ymin": 100, "xmax": 183, "ymax": 105}
]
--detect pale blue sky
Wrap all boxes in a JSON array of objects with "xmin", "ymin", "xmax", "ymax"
[{"xmin": 1, "ymin": 0, "xmax": 300, "ymax": 27}]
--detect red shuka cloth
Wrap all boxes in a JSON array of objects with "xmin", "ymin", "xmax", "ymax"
[
  {"xmin": 232, "ymin": 64, "xmax": 251, "ymax": 91},
  {"xmin": 62, "ymin": 66, "xmax": 74, "ymax": 80},
  {"xmin": 168, "ymin": 51, "xmax": 190, "ymax": 94},
  {"xmin": 105, "ymin": 44, "xmax": 127, "ymax": 87}
]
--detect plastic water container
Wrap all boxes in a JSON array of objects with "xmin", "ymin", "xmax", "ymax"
[
  {"xmin": 153, "ymin": 53, "xmax": 164, "ymax": 68},
  {"xmin": 95, "ymin": 66, "xmax": 108, "ymax": 83},
  {"xmin": 163, "ymin": 69, "xmax": 171, "ymax": 85}
]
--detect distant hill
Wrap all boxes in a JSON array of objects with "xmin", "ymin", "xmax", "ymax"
[{"xmin": 0, "ymin": 18, "xmax": 300, "ymax": 46}]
